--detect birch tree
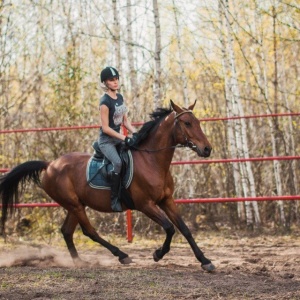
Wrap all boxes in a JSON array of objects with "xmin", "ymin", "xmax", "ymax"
[
  {"xmin": 152, "ymin": 0, "xmax": 162, "ymax": 108},
  {"xmin": 126, "ymin": 0, "xmax": 139, "ymax": 114},
  {"xmin": 172, "ymin": 0, "xmax": 189, "ymax": 106},
  {"xmin": 253, "ymin": 1, "xmax": 286, "ymax": 226},
  {"xmin": 219, "ymin": 0, "xmax": 261, "ymax": 228},
  {"xmin": 112, "ymin": 0, "xmax": 121, "ymax": 70}
]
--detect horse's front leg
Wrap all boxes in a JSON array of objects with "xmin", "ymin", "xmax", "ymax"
[
  {"xmin": 141, "ymin": 202, "xmax": 176, "ymax": 261},
  {"xmin": 160, "ymin": 199, "xmax": 215, "ymax": 272}
]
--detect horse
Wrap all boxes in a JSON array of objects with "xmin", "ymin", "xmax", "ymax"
[{"xmin": 0, "ymin": 100, "xmax": 215, "ymax": 272}]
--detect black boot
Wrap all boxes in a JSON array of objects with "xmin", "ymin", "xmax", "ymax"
[{"xmin": 110, "ymin": 172, "xmax": 122, "ymax": 212}]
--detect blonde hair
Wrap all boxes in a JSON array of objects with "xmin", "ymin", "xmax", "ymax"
[{"xmin": 99, "ymin": 81, "xmax": 108, "ymax": 92}]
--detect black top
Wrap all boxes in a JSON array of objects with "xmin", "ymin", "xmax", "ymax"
[{"xmin": 99, "ymin": 93, "xmax": 127, "ymax": 135}]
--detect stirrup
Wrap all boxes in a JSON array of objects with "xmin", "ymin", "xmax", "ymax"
[{"xmin": 111, "ymin": 200, "xmax": 122, "ymax": 212}]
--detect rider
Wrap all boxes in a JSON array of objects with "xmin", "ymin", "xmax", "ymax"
[{"xmin": 98, "ymin": 66, "xmax": 137, "ymax": 212}]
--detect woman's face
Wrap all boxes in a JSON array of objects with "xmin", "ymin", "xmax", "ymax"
[{"xmin": 105, "ymin": 77, "xmax": 119, "ymax": 90}]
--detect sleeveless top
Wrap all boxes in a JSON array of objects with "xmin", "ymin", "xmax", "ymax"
[{"xmin": 99, "ymin": 93, "xmax": 127, "ymax": 137}]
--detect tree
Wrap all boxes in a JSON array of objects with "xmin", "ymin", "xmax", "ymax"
[
  {"xmin": 219, "ymin": 0, "xmax": 261, "ymax": 228},
  {"xmin": 126, "ymin": 0, "xmax": 139, "ymax": 115},
  {"xmin": 152, "ymin": 0, "xmax": 162, "ymax": 108}
]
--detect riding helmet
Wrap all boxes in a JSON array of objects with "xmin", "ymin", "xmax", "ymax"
[{"xmin": 100, "ymin": 67, "xmax": 119, "ymax": 83}]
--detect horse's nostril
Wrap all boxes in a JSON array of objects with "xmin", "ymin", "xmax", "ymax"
[{"xmin": 204, "ymin": 146, "xmax": 211, "ymax": 155}]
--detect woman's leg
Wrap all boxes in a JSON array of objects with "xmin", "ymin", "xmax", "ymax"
[{"xmin": 99, "ymin": 140, "xmax": 122, "ymax": 211}]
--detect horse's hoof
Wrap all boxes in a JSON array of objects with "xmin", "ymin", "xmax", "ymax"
[
  {"xmin": 201, "ymin": 263, "xmax": 216, "ymax": 272},
  {"xmin": 153, "ymin": 251, "xmax": 161, "ymax": 262},
  {"xmin": 74, "ymin": 258, "xmax": 89, "ymax": 268},
  {"xmin": 119, "ymin": 256, "xmax": 133, "ymax": 264}
]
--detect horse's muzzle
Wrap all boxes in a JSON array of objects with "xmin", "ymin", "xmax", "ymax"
[{"xmin": 196, "ymin": 146, "xmax": 212, "ymax": 157}]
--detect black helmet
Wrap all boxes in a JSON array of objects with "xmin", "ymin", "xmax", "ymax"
[{"xmin": 100, "ymin": 67, "xmax": 119, "ymax": 83}]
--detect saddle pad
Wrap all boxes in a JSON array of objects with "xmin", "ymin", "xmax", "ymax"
[{"xmin": 86, "ymin": 150, "xmax": 133, "ymax": 190}]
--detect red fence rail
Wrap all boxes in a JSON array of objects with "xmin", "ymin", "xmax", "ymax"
[
  {"xmin": 1, "ymin": 195, "xmax": 300, "ymax": 242},
  {"xmin": 0, "ymin": 112, "xmax": 299, "ymax": 135},
  {"xmin": 1, "ymin": 195, "xmax": 299, "ymax": 208},
  {"xmin": 1, "ymin": 155, "xmax": 299, "ymax": 174}
]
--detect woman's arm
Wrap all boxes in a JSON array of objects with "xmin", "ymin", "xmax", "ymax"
[
  {"xmin": 123, "ymin": 114, "xmax": 136, "ymax": 134},
  {"xmin": 100, "ymin": 105, "xmax": 126, "ymax": 140}
]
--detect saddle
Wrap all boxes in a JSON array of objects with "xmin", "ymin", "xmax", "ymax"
[{"xmin": 86, "ymin": 141, "xmax": 135, "ymax": 209}]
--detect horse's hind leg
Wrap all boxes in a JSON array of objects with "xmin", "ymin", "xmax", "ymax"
[
  {"xmin": 70, "ymin": 205, "xmax": 132, "ymax": 265},
  {"xmin": 61, "ymin": 212, "xmax": 85, "ymax": 266}
]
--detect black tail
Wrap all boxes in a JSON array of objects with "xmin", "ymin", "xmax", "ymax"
[{"xmin": 0, "ymin": 160, "xmax": 48, "ymax": 234}]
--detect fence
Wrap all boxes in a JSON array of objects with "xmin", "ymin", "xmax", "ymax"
[{"xmin": 1, "ymin": 112, "xmax": 300, "ymax": 241}]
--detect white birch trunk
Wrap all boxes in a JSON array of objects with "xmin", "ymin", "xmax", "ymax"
[
  {"xmin": 271, "ymin": 4, "xmax": 286, "ymax": 226},
  {"xmin": 112, "ymin": 0, "xmax": 121, "ymax": 70},
  {"xmin": 218, "ymin": 1, "xmax": 245, "ymax": 221},
  {"xmin": 280, "ymin": 52, "xmax": 298, "ymax": 196},
  {"xmin": 171, "ymin": 0, "xmax": 193, "ymax": 197},
  {"xmin": 152, "ymin": 0, "xmax": 162, "ymax": 109},
  {"xmin": 255, "ymin": 2, "xmax": 285, "ymax": 225},
  {"xmin": 223, "ymin": 0, "xmax": 254, "ymax": 225},
  {"xmin": 172, "ymin": 0, "xmax": 189, "ymax": 107},
  {"xmin": 126, "ymin": 0, "xmax": 139, "ymax": 115},
  {"xmin": 222, "ymin": 0, "xmax": 261, "ymax": 226}
]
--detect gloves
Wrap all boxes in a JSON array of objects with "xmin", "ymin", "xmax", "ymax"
[{"xmin": 125, "ymin": 133, "xmax": 137, "ymax": 147}]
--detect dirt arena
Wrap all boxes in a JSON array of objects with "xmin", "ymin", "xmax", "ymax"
[{"xmin": 0, "ymin": 232, "xmax": 299, "ymax": 300}]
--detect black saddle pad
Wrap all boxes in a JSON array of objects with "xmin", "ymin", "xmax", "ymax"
[
  {"xmin": 86, "ymin": 153, "xmax": 133, "ymax": 190},
  {"xmin": 86, "ymin": 141, "xmax": 135, "ymax": 209}
]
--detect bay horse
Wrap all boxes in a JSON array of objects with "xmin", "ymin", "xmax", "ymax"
[{"xmin": 0, "ymin": 100, "xmax": 215, "ymax": 272}]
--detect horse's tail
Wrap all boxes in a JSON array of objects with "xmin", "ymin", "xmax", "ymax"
[{"xmin": 0, "ymin": 160, "xmax": 49, "ymax": 234}]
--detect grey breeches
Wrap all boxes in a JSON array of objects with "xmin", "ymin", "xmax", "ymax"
[{"xmin": 98, "ymin": 136, "xmax": 122, "ymax": 174}]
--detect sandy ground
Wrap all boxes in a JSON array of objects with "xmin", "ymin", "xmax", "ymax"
[{"xmin": 0, "ymin": 232, "xmax": 299, "ymax": 300}]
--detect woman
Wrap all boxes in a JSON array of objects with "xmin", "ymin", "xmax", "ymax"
[{"xmin": 98, "ymin": 66, "xmax": 137, "ymax": 212}]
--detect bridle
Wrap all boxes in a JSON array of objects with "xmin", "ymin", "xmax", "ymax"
[
  {"xmin": 174, "ymin": 110, "xmax": 197, "ymax": 150},
  {"xmin": 131, "ymin": 110, "xmax": 197, "ymax": 153}
]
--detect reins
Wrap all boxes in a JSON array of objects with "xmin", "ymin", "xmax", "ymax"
[
  {"xmin": 130, "ymin": 144, "xmax": 185, "ymax": 153},
  {"xmin": 130, "ymin": 110, "xmax": 196, "ymax": 153}
]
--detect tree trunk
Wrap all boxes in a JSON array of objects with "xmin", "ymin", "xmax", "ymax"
[
  {"xmin": 218, "ymin": 0, "xmax": 245, "ymax": 223},
  {"xmin": 152, "ymin": 0, "xmax": 162, "ymax": 109},
  {"xmin": 126, "ymin": 0, "xmax": 139, "ymax": 116},
  {"xmin": 220, "ymin": 0, "xmax": 261, "ymax": 228},
  {"xmin": 272, "ymin": 4, "xmax": 286, "ymax": 226},
  {"xmin": 172, "ymin": 0, "xmax": 189, "ymax": 106},
  {"xmin": 112, "ymin": 0, "xmax": 121, "ymax": 70}
]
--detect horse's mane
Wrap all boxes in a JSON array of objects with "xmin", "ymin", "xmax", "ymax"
[{"xmin": 133, "ymin": 107, "xmax": 173, "ymax": 146}]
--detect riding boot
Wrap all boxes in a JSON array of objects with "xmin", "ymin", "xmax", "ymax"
[{"xmin": 110, "ymin": 172, "xmax": 123, "ymax": 212}]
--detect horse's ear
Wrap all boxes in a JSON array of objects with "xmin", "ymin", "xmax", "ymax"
[
  {"xmin": 188, "ymin": 100, "xmax": 197, "ymax": 111},
  {"xmin": 170, "ymin": 100, "xmax": 183, "ymax": 113}
]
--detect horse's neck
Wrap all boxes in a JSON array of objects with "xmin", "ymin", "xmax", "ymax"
[{"xmin": 139, "ymin": 114, "xmax": 176, "ymax": 172}]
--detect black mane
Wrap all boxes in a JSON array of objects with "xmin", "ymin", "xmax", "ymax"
[{"xmin": 133, "ymin": 107, "xmax": 173, "ymax": 146}]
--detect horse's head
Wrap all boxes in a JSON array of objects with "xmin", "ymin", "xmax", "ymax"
[{"xmin": 171, "ymin": 100, "xmax": 212, "ymax": 157}]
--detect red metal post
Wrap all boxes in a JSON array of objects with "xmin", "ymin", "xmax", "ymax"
[{"xmin": 126, "ymin": 210, "xmax": 133, "ymax": 242}]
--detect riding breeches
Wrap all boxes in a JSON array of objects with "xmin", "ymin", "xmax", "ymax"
[{"xmin": 98, "ymin": 135, "xmax": 122, "ymax": 174}]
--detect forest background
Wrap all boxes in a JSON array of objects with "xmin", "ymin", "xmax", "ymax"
[{"xmin": 0, "ymin": 0, "xmax": 299, "ymax": 240}]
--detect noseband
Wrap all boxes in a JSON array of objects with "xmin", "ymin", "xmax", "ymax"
[{"xmin": 174, "ymin": 111, "xmax": 197, "ymax": 150}]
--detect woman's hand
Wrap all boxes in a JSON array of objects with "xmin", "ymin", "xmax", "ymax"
[{"xmin": 125, "ymin": 134, "xmax": 137, "ymax": 147}]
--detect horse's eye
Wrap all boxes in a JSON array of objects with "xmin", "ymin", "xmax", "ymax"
[{"xmin": 184, "ymin": 121, "xmax": 191, "ymax": 127}]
